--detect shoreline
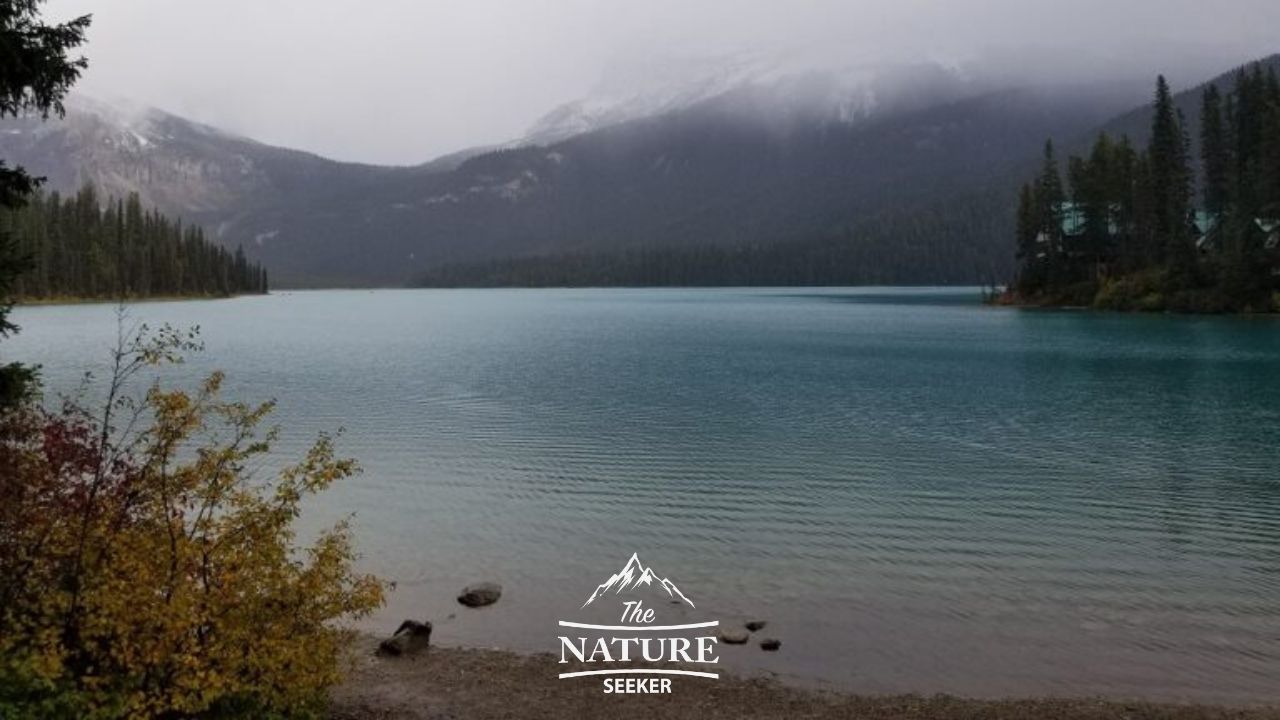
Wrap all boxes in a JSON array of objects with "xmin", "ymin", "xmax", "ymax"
[
  {"xmin": 14, "ymin": 292, "xmax": 269, "ymax": 307},
  {"xmin": 331, "ymin": 640, "xmax": 1280, "ymax": 720},
  {"xmin": 988, "ymin": 294, "xmax": 1280, "ymax": 316}
]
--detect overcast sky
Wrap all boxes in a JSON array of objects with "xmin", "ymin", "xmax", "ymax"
[{"xmin": 43, "ymin": 0, "xmax": 1280, "ymax": 165}]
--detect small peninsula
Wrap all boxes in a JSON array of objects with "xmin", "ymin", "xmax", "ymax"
[{"xmin": 999, "ymin": 65, "xmax": 1280, "ymax": 313}]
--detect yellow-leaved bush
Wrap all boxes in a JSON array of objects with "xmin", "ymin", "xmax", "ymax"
[{"xmin": 0, "ymin": 323, "xmax": 385, "ymax": 719}]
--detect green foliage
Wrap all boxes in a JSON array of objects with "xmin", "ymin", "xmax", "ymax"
[
  {"xmin": 2, "ymin": 185, "xmax": 268, "ymax": 300},
  {"xmin": 0, "ymin": 324, "xmax": 385, "ymax": 718},
  {"xmin": 1009, "ymin": 66, "xmax": 1280, "ymax": 313},
  {"xmin": 1200, "ymin": 84, "xmax": 1230, "ymax": 215},
  {"xmin": 0, "ymin": 225, "xmax": 37, "ymax": 403},
  {"xmin": 0, "ymin": 0, "xmax": 90, "ymax": 123},
  {"xmin": 1036, "ymin": 140, "xmax": 1066, "ymax": 248},
  {"xmin": 1093, "ymin": 270, "xmax": 1169, "ymax": 312},
  {"xmin": 0, "ymin": 0, "xmax": 91, "ymax": 407},
  {"xmin": 0, "ymin": 658, "xmax": 87, "ymax": 720}
]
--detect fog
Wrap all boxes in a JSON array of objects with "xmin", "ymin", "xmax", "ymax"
[{"xmin": 43, "ymin": 0, "xmax": 1280, "ymax": 165}]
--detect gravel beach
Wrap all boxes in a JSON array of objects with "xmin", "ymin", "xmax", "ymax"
[{"xmin": 329, "ymin": 640, "xmax": 1280, "ymax": 720}]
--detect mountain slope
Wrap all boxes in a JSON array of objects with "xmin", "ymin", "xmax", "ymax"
[
  {"xmin": 0, "ymin": 96, "xmax": 391, "ymax": 212},
  {"xmin": 0, "ymin": 96, "xmax": 431, "ymax": 284},
  {"xmin": 0, "ymin": 67, "xmax": 1150, "ymax": 286},
  {"xmin": 1090, "ymin": 54, "xmax": 1280, "ymax": 152},
  {"xmin": 286, "ymin": 83, "xmax": 1135, "ymax": 285}
]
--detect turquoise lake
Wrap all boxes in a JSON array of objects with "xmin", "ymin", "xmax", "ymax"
[{"xmin": 8, "ymin": 288, "xmax": 1280, "ymax": 702}]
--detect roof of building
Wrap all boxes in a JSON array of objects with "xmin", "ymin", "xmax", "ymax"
[
  {"xmin": 1041, "ymin": 207, "xmax": 1275, "ymax": 247},
  {"xmin": 1194, "ymin": 211, "xmax": 1218, "ymax": 237},
  {"xmin": 1057, "ymin": 202, "xmax": 1118, "ymax": 237}
]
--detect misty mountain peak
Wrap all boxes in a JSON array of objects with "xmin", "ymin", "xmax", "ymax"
[{"xmin": 522, "ymin": 57, "xmax": 974, "ymax": 145}]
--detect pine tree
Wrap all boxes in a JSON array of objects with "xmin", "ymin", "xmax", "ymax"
[
  {"xmin": 1015, "ymin": 183, "xmax": 1037, "ymax": 261},
  {"xmin": 1261, "ymin": 68, "xmax": 1280, "ymax": 216},
  {"xmin": 1200, "ymin": 84, "xmax": 1230, "ymax": 216},
  {"xmin": 1147, "ymin": 76, "xmax": 1194, "ymax": 278},
  {"xmin": 1036, "ymin": 142, "xmax": 1065, "ymax": 240},
  {"xmin": 0, "ymin": 0, "xmax": 91, "ymax": 407}
]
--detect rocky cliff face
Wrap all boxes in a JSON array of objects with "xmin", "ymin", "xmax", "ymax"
[{"xmin": 3, "ymin": 96, "xmax": 269, "ymax": 214}]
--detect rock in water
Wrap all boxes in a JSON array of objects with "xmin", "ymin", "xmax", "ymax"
[
  {"xmin": 760, "ymin": 638, "xmax": 782, "ymax": 651},
  {"xmin": 745, "ymin": 620, "xmax": 767, "ymax": 632},
  {"xmin": 457, "ymin": 582, "xmax": 503, "ymax": 608},
  {"xmin": 719, "ymin": 628, "xmax": 750, "ymax": 645},
  {"xmin": 377, "ymin": 620, "xmax": 433, "ymax": 657}
]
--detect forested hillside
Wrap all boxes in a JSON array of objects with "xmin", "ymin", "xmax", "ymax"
[
  {"xmin": 415, "ymin": 193, "xmax": 1012, "ymax": 287},
  {"xmin": 2, "ymin": 186, "xmax": 267, "ymax": 300},
  {"xmin": 345, "ymin": 84, "xmax": 1133, "ymax": 287}
]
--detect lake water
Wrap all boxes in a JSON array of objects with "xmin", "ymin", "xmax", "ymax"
[{"xmin": 8, "ymin": 288, "xmax": 1280, "ymax": 703}]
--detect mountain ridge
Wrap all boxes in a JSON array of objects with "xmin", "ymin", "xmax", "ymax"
[{"xmin": 2, "ymin": 57, "xmax": 1237, "ymax": 287}]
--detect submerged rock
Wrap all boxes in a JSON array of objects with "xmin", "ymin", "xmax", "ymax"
[
  {"xmin": 719, "ymin": 628, "xmax": 750, "ymax": 645},
  {"xmin": 377, "ymin": 620, "xmax": 433, "ymax": 657},
  {"xmin": 744, "ymin": 620, "xmax": 767, "ymax": 632},
  {"xmin": 457, "ymin": 582, "xmax": 503, "ymax": 608},
  {"xmin": 759, "ymin": 638, "xmax": 782, "ymax": 652}
]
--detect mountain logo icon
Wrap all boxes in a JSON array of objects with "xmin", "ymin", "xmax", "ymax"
[{"xmin": 581, "ymin": 553, "xmax": 695, "ymax": 609}]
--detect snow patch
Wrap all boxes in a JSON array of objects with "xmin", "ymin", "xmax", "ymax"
[
  {"xmin": 423, "ymin": 193, "xmax": 460, "ymax": 205},
  {"xmin": 522, "ymin": 56, "xmax": 968, "ymax": 144},
  {"xmin": 494, "ymin": 170, "xmax": 538, "ymax": 201}
]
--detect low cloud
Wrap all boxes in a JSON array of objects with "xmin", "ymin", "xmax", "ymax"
[{"xmin": 45, "ymin": 0, "xmax": 1280, "ymax": 164}]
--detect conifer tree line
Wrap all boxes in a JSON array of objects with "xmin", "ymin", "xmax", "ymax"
[
  {"xmin": 416, "ymin": 192, "xmax": 1014, "ymax": 289},
  {"xmin": 1010, "ymin": 64, "xmax": 1280, "ymax": 312},
  {"xmin": 2, "ymin": 184, "xmax": 268, "ymax": 300}
]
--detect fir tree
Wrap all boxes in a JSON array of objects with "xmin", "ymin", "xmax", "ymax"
[
  {"xmin": 1015, "ymin": 183, "xmax": 1038, "ymax": 262},
  {"xmin": 1200, "ymin": 84, "xmax": 1230, "ymax": 216},
  {"xmin": 1035, "ymin": 140, "xmax": 1065, "ymax": 253},
  {"xmin": 1147, "ymin": 76, "xmax": 1194, "ymax": 274},
  {"xmin": 0, "ymin": 0, "xmax": 91, "ymax": 407}
]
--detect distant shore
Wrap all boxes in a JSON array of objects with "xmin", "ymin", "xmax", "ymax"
[
  {"xmin": 331, "ymin": 640, "xmax": 1280, "ymax": 720},
  {"xmin": 15, "ymin": 292, "xmax": 267, "ymax": 307}
]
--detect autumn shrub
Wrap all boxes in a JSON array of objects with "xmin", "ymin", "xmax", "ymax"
[{"xmin": 0, "ymin": 323, "xmax": 385, "ymax": 719}]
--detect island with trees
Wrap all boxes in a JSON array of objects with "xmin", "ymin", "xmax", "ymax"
[{"xmin": 1000, "ymin": 64, "xmax": 1280, "ymax": 313}]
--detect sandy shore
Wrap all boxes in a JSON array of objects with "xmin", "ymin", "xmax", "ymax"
[{"xmin": 329, "ymin": 639, "xmax": 1280, "ymax": 720}]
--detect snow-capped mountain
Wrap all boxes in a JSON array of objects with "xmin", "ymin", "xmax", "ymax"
[
  {"xmin": 581, "ymin": 553, "xmax": 695, "ymax": 609},
  {"xmin": 0, "ymin": 93, "xmax": 416, "ymax": 284},
  {"xmin": 0, "ymin": 47, "xmax": 1178, "ymax": 287},
  {"xmin": 522, "ymin": 56, "xmax": 975, "ymax": 146},
  {"xmin": 0, "ymin": 94, "xmax": 272, "ymax": 213},
  {"xmin": 523, "ymin": 55, "xmax": 769, "ymax": 145}
]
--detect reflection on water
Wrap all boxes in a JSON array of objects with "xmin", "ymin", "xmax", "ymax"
[{"xmin": 10, "ymin": 288, "xmax": 1280, "ymax": 703}]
